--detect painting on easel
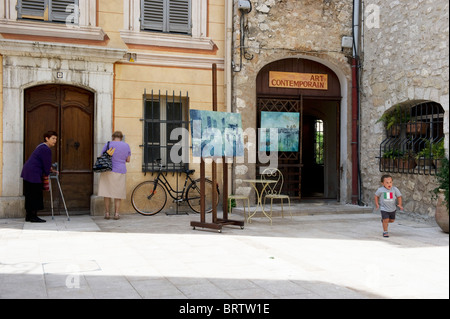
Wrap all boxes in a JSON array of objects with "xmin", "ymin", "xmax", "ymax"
[{"xmin": 190, "ymin": 110, "xmax": 244, "ymax": 158}]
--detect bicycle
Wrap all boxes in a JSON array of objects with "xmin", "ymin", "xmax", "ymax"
[{"xmin": 131, "ymin": 159, "xmax": 220, "ymax": 216}]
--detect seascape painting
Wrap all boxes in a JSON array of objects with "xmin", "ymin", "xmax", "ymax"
[
  {"xmin": 190, "ymin": 110, "xmax": 244, "ymax": 158},
  {"xmin": 260, "ymin": 111, "xmax": 300, "ymax": 152}
]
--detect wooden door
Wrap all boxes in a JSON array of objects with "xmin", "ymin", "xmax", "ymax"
[{"xmin": 24, "ymin": 85, "xmax": 94, "ymax": 213}]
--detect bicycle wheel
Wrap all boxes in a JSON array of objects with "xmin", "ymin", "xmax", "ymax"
[
  {"xmin": 131, "ymin": 181, "xmax": 167, "ymax": 216},
  {"xmin": 186, "ymin": 179, "xmax": 219, "ymax": 214}
]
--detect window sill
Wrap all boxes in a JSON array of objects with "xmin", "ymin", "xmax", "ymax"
[
  {"xmin": 0, "ymin": 19, "xmax": 106, "ymax": 41},
  {"xmin": 120, "ymin": 30, "xmax": 216, "ymax": 51}
]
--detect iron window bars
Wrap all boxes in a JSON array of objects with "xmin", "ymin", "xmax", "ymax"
[
  {"xmin": 141, "ymin": 90, "xmax": 190, "ymax": 173},
  {"xmin": 378, "ymin": 100, "xmax": 445, "ymax": 176}
]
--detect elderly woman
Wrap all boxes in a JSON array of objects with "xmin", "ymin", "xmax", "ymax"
[
  {"xmin": 21, "ymin": 131, "xmax": 58, "ymax": 223},
  {"xmin": 98, "ymin": 131, "xmax": 131, "ymax": 220}
]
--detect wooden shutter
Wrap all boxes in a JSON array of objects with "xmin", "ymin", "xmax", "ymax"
[
  {"xmin": 17, "ymin": 0, "xmax": 78, "ymax": 23},
  {"xmin": 49, "ymin": 0, "xmax": 78, "ymax": 23},
  {"xmin": 168, "ymin": 0, "xmax": 191, "ymax": 34},
  {"xmin": 141, "ymin": 0, "xmax": 165, "ymax": 31},
  {"xmin": 18, "ymin": 0, "xmax": 48, "ymax": 20}
]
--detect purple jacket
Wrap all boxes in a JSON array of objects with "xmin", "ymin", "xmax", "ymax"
[
  {"xmin": 101, "ymin": 141, "xmax": 131, "ymax": 174},
  {"xmin": 21, "ymin": 143, "xmax": 52, "ymax": 183}
]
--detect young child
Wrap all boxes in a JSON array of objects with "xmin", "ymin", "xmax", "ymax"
[{"xmin": 375, "ymin": 175, "xmax": 403, "ymax": 238}]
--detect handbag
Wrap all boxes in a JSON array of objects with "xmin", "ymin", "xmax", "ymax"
[{"xmin": 93, "ymin": 141, "xmax": 113, "ymax": 173}]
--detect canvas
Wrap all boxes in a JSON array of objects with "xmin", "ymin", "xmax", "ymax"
[
  {"xmin": 260, "ymin": 111, "xmax": 300, "ymax": 152},
  {"xmin": 190, "ymin": 110, "xmax": 244, "ymax": 158}
]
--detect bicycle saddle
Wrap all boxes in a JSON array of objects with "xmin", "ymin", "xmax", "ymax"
[{"xmin": 185, "ymin": 169, "xmax": 195, "ymax": 176}]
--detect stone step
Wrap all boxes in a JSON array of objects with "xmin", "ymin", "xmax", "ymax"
[{"xmin": 229, "ymin": 202, "xmax": 373, "ymax": 217}]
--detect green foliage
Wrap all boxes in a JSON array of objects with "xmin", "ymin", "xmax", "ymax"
[
  {"xmin": 434, "ymin": 157, "xmax": 449, "ymax": 211},
  {"xmin": 382, "ymin": 149, "xmax": 403, "ymax": 159},
  {"xmin": 377, "ymin": 104, "xmax": 410, "ymax": 130}
]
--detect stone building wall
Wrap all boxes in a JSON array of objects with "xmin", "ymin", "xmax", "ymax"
[
  {"xmin": 360, "ymin": 0, "xmax": 449, "ymax": 220},
  {"xmin": 231, "ymin": 0, "xmax": 355, "ymax": 201}
]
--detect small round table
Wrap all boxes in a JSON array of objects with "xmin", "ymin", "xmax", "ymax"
[{"xmin": 243, "ymin": 179, "xmax": 276, "ymax": 225}]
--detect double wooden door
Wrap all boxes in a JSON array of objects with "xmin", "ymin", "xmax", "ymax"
[{"xmin": 24, "ymin": 85, "xmax": 94, "ymax": 213}]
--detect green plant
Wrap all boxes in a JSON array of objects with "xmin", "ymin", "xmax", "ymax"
[
  {"xmin": 433, "ymin": 157, "xmax": 449, "ymax": 211},
  {"xmin": 377, "ymin": 104, "xmax": 410, "ymax": 130},
  {"xmin": 382, "ymin": 149, "xmax": 403, "ymax": 159},
  {"xmin": 432, "ymin": 140, "xmax": 445, "ymax": 159},
  {"xmin": 416, "ymin": 139, "xmax": 433, "ymax": 159}
]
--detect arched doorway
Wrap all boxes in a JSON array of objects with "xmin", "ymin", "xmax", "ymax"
[
  {"xmin": 256, "ymin": 58, "xmax": 341, "ymax": 200},
  {"xmin": 24, "ymin": 84, "xmax": 94, "ymax": 213}
]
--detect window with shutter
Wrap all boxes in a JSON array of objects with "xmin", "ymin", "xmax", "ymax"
[
  {"xmin": 17, "ymin": 0, "xmax": 79, "ymax": 24},
  {"xmin": 141, "ymin": 0, "xmax": 191, "ymax": 35}
]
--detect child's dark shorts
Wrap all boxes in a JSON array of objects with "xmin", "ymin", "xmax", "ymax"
[{"xmin": 381, "ymin": 210, "xmax": 396, "ymax": 220}]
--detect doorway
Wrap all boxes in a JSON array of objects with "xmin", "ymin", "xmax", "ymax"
[
  {"xmin": 301, "ymin": 99, "xmax": 340, "ymax": 199},
  {"xmin": 255, "ymin": 58, "xmax": 341, "ymax": 201},
  {"xmin": 24, "ymin": 84, "xmax": 94, "ymax": 213}
]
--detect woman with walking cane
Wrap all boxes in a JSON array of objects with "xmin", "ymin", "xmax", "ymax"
[{"xmin": 21, "ymin": 131, "xmax": 58, "ymax": 223}]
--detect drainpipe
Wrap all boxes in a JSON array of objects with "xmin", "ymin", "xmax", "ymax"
[
  {"xmin": 351, "ymin": 0, "xmax": 362, "ymax": 205},
  {"xmin": 225, "ymin": 0, "xmax": 233, "ymax": 195}
]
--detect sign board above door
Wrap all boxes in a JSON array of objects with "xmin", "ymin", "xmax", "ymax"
[{"xmin": 269, "ymin": 71, "xmax": 328, "ymax": 90}]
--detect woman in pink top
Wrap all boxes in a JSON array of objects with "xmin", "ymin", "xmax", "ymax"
[{"xmin": 98, "ymin": 131, "xmax": 131, "ymax": 220}]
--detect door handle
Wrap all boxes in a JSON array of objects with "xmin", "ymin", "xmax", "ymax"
[{"xmin": 74, "ymin": 141, "xmax": 80, "ymax": 150}]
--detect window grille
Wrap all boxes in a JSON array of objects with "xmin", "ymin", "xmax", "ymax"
[
  {"xmin": 378, "ymin": 100, "xmax": 445, "ymax": 175},
  {"xmin": 17, "ymin": 0, "xmax": 79, "ymax": 24},
  {"xmin": 141, "ymin": 0, "xmax": 191, "ymax": 35},
  {"xmin": 142, "ymin": 90, "xmax": 190, "ymax": 173},
  {"xmin": 315, "ymin": 119, "xmax": 324, "ymax": 165}
]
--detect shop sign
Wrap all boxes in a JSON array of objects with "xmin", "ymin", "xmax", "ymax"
[{"xmin": 269, "ymin": 71, "xmax": 328, "ymax": 90}]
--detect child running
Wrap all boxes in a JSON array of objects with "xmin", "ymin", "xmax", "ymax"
[{"xmin": 375, "ymin": 174, "xmax": 403, "ymax": 238}]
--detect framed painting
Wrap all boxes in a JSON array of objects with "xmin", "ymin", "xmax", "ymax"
[
  {"xmin": 260, "ymin": 111, "xmax": 300, "ymax": 152},
  {"xmin": 190, "ymin": 110, "xmax": 244, "ymax": 158}
]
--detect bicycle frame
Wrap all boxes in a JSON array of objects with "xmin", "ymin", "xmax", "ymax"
[{"xmin": 152, "ymin": 169, "xmax": 196, "ymax": 202}]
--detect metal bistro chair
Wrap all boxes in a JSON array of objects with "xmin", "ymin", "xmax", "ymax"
[
  {"xmin": 228, "ymin": 193, "xmax": 250, "ymax": 221},
  {"xmin": 261, "ymin": 167, "xmax": 292, "ymax": 220}
]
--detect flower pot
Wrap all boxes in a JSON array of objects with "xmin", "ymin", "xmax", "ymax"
[
  {"xmin": 389, "ymin": 124, "xmax": 401, "ymax": 137},
  {"xmin": 417, "ymin": 157, "xmax": 434, "ymax": 169},
  {"xmin": 435, "ymin": 189, "xmax": 449, "ymax": 233},
  {"xmin": 406, "ymin": 121, "xmax": 429, "ymax": 135},
  {"xmin": 381, "ymin": 158, "xmax": 397, "ymax": 170},
  {"xmin": 399, "ymin": 158, "xmax": 417, "ymax": 170}
]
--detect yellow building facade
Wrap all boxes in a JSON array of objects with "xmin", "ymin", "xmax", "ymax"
[{"xmin": 0, "ymin": 0, "xmax": 230, "ymax": 217}]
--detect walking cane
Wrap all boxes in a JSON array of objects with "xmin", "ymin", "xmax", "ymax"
[{"xmin": 49, "ymin": 163, "xmax": 70, "ymax": 221}]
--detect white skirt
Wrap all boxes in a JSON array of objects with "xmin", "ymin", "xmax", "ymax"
[{"xmin": 98, "ymin": 171, "xmax": 127, "ymax": 199}]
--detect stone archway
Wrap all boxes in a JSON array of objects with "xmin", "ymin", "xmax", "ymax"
[{"xmin": 255, "ymin": 58, "xmax": 342, "ymax": 200}]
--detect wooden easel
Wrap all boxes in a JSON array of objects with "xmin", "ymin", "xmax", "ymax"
[{"xmin": 191, "ymin": 64, "xmax": 245, "ymax": 233}]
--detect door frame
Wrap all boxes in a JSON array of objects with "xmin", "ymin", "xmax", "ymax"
[
  {"xmin": 254, "ymin": 56, "xmax": 347, "ymax": 202},
  {"xmin": 23, "ymin": 84, "xmax": 95, "ymax": 212}
]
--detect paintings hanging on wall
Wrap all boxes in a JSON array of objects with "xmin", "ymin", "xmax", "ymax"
[
  {"xmin": 260, "ymin": 111, "xmax": 300, "ymax": 152},
  {"xmin": 190, "ymin": 110, "xmax": 245, "ymax": 158}
]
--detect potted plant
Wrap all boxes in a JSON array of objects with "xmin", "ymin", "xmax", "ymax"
[
  {"xmin": 398, "ymin": 150, "xmax": 417, "ymax": 171},
  {"xmin": 433, "ymin": 157, "xmax": 449, "ymax": 233},
  {"xmin": 432, "ymin": 140, "xmax": 445, "ymax": 169},
  {"xmin": 416, "ymin": 139, "xmax": 434, "ymax": 169},
  {"xmin": 377, "ymin": 105, "xmax": 409, "ymax": 137},
  {"xmin": 381, "ymin": 149, "xmax": 403, "ymax": 170}
]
